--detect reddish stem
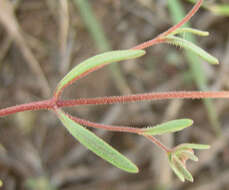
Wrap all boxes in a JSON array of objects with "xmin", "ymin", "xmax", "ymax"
[
  {"xmin": 132, "ymin": 0, "xmax": 203, "ymax": 50},
  {"xmin": 53, "ymin": 0, "xmax": 203, "ymax": 100},
  {"xmin": 65, "ymin": 113, "xmax": 170, "ymax": 152},
  {"xmin": 1, "ymin": 91, "xmax": 229, "ymax": 117},
  {"xmin": 144, "ymin": 135, "xmax": 172, "ymax": 153},
  {"xmin": 56, "ymin": 91, "xmax": 229, "ymax": 108},
  {"xmin": 67, "ymin": 113, "xmax": 142, "ymax": 134},
  {"xmin": 0, "ymin": 0, "xmax": 210, "ymax": 154},
  {"xmin": 54, "ymin": 65, "xmax": 105, "ymax": 100},
  {"xmin": 0, "ymin": 99, "xmax": 54, "ymax": 117},
  {"xmin": 52, "ymin": 0, "xmax": 203, "ymax": 103}
]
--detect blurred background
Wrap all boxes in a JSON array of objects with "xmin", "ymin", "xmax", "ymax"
[{"xmin": 0, "ymin": 0, "xmax": 229, "ymax": 189}]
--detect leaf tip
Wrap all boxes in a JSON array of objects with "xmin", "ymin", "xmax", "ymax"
[
  {"xmin": 203, "ymin": 145, "xmax": 211, "ymax": 149},
  {"xmin": 207, "ymin": 55, "xmax": 219, "ymax": 65},
  {"xmin": 186, "ymin": 119, "xmax": 194, "ymax": 127},
  {"xmin": 132, "ymin": 166, "xmax": 140, "ymax": 174},
  {"xmin": 135, "ymin": 49, "xmax": 146, "ymax": 57},
  {"xmin": 124, "ymin": 164, "xmax": 139, "ymax": 174},
  {"xmin": 214, "ymin": 59, "xmax": 219, "ymax": 65},
  {"xmin": 187, "ymin": 176, "xmax": 194, "ymax": 183}
]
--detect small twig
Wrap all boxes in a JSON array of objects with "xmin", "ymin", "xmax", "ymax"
[
  {"xmin": 66, "ymin": 113, "xmax": 171, "ymax": 153},
  {"xmin": 131, "ymin": 0, "xmax": 203, "ymax": 50}
]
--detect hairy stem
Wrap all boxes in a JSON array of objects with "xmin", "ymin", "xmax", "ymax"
[
  {"xmin": 66, "ymin": 113, "xmax": 142, "ymax": 134},
  {"xmin": 65, "ymin": 113, "xmax": 171, "ymax": 152},
  {"xmin": 0, "ymin": 99, "xmax": 54, "ymax": 117},
  {"xmin": 56, "ymin": 91, "xmax": 229, "ymax": 107},
  {"xmin": 1, "ymin": 91, "xmax": 229, "ymax": 117}
]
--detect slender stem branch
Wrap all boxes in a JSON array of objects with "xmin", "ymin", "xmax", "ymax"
[
  {"xmin": 159, "ymin": 0, "xmax": 203, "ymax": 38},
  {"xmin": 52, "ymin": 0, "xmax": 203, "ymax": 99},
  {"xmin": 65, "ymin": 113, "xmax": 171, "ymax": 152},
  {"xmin": 131, "ymin": 0, "xmax": 203, "ymax": 50},
  {"xmin": 56, "ymin": 91, "xmax": 229, "ymax": 108},
  {"xmin": 67, "ymin": 113, "xmax": 142, "ymax": 134},
  {"xmin": 131, "ymin": 38, "xmax": 166, "ymax": 50},
  {"xmin": 54, "ymin": 65, "xmax": 104, "ymax": 100},
  {"xmin": 144, "ymin": 135, "xmax": 172, "ymax": 153}
]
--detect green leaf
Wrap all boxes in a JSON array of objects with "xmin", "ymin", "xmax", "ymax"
[
  {"xmin": 74, "ymin": 0, "xmax": 132, "ymax": 94},
  {"xmin": 173, "ymin": 155, "xmax": 194, "ymax": 182},
  {"xmin": 168, "ymin": 153, "xmax": 185, "ymax": 182},
  {"xmin": 169, "ymin": 161, "xmax": 185, "ymax": 182},
  {"xmin": 56, "ymin": 109, "xmax": 139, "ymax": 173},
  {"xmin": 142, "ymin": 119, "xmax": 193, "ymax": 135},
  {"xmin": 176, "ymin": 143, "xmax": 210, "ymax": 150},
  {"xmin": 165, "ymin": 36, "xmax": 219, "ymax": 65},
  {"xmin": 56, "ymin": 50, "xmax": 145, "ymax": 95},
  {"xmin": 170, "ymin": 28, "xmax": 209, "ymax": 36}
]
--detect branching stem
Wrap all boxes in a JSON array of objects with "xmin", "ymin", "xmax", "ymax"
[
  {"xmin": 1, "ymin": 91, "xmax": 229, "ymax": 117},
  {"xmin": 67, "ymin": 113, "xmax": 142, "ymax": 134},
  {"xmin": 132, "ymin": 0, "xmax": 203, "ymax": 50},
  {"xmin": 65, "ymin": 113, "xmax": 171, "ymax": 153},
  {"xmin": 0, "ymin": 0, "xmax": 213, "ymax": 155},
  {"xmin": 53, "ymin": 0, "xmax": 203, "ymax": 99}
]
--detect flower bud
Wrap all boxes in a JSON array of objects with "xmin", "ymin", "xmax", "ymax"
[{"xmin": 168, "ymin": 143, "xmax": 210, "ymax": 182}]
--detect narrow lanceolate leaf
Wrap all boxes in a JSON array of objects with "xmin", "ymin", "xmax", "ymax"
[
  {"xmin": 168, "ymin": 153, "xmax": 185, "ymax": 182},
  {"xmin": 173, "ymin": 155, "xmax": 194, "ymax": 182},
  {"xmin": 56, "ymin": 109, "xmax": 139, "ymax": 173},
  {"xmin": 169, "ymin": 161, "xmax": 185, "ymax": 182},
  {"xmin": 142, "ymin": 119, "xmax": 193, "ymax": 135},
  {"xmin": 165, "ymin": 36, "xmax": 219, "ymax": 65},
  {"xmin": 170, "ymin": 28, "xmax": 209, "ymax": 36},
  {"xmin": 176, "ymin": 143, "xmax": 210, "ymax": 150},
  {"xmin": 56, "ymin": 50, "xmax": 145, "ymax": 95}
]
